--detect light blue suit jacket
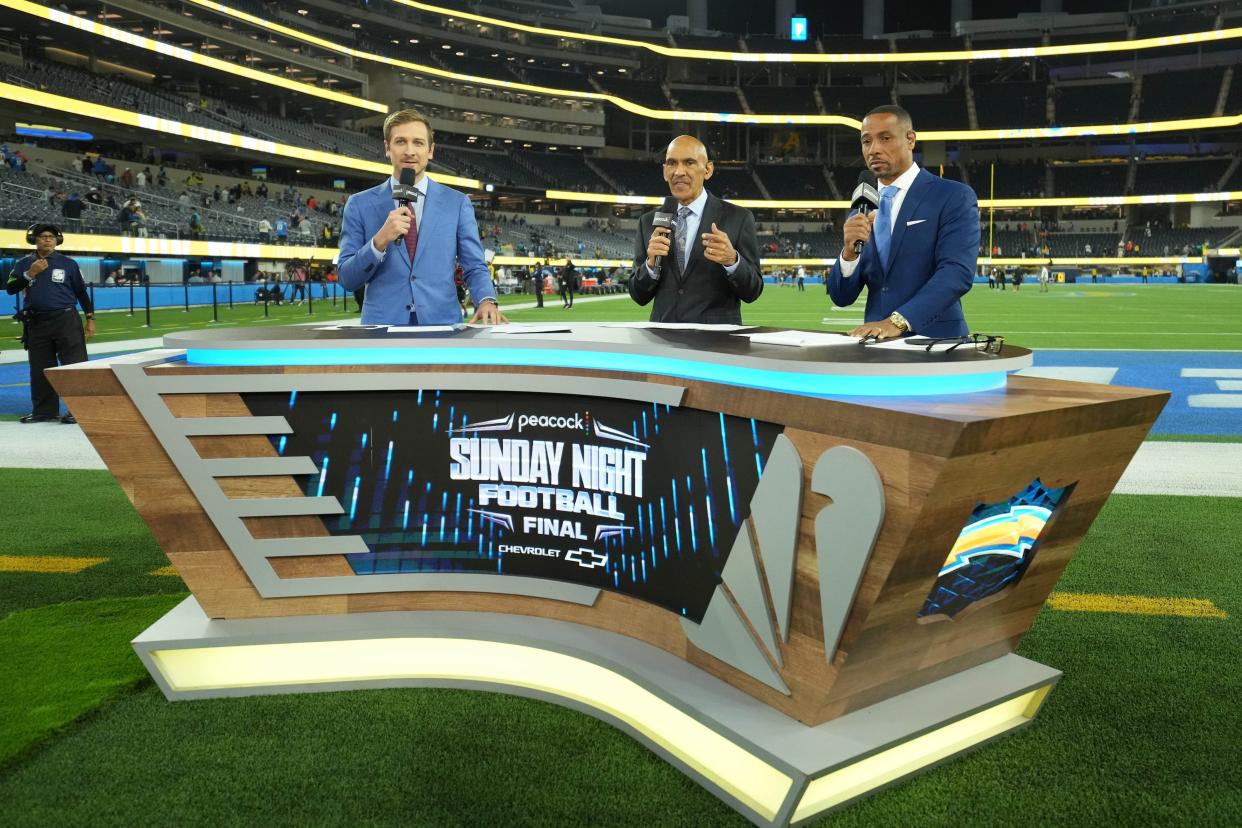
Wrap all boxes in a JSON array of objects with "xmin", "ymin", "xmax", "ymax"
[
  {"xmin": 827, "ymin": 169, "xmax": 978, "ymax": 338},
  {"xmin": 337, "ymin": 177, "xmax": 494, "ymax": 325}
]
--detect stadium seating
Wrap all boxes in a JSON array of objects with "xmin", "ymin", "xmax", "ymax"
[
  {"xmin": 973, "ymin": 81, "xmax": 1047, "ymax": 129},
  {"xmin": 898, "ymin": 89, "xmax": 969, "ymax": 131},
  {"xmin": 1053, "ymin": 82, "xmax": 1133, "ymax": 126},
  {"xmin": 1132, "ymin": 160, "xmax": 1231, "ymax": 195},
  {"xmin": 1051, "ymin": 164, "xmax": 1128, "ymax": 198},
  {"xmin": 756, "ymin": 165, "xmax": 831, "ymax": 199},
  {"xmin": 741, "ymin": 86, "xmax": 819, "ymax": 116},
  {"xmin": 668, "ymin": 88, "xmax": 744, "ymax": 113},
  {"xmin": 1139, "ymin": 68, "xmax": 1225, "ymax": 121}
]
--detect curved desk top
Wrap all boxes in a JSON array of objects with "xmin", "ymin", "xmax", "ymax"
[{"xmin": 166, "ymin": 324, "xmax": 1032, "ymax": 398}]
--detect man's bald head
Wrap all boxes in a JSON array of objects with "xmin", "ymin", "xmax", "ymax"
[{"xmin": 663, "ymin": 134, "xmax": 714, "ymax": 205}]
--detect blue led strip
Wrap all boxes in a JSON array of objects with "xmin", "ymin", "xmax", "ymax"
[{"xmin": 188, "ymin": 346, "xmax": 1008, "ymax": 397}]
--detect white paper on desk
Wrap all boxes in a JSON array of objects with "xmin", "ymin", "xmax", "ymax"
[
  {"xmin": 480, "ymin": 324, "xmax": 573, "ymax": 334},
  {"xmin": 385, "ymin": 325, "xmax": 463, "ymax": 333},
  {"xmin": 741, "ymin": 330, "xmax": 861, "ymax": 347},
  {"xmin": 603, "ymin": 322, "xmax": 755, "ymax": 332}
]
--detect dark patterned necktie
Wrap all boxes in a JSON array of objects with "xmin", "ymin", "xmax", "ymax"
[
  {"xmin": 404, "ymin": 208, "xmax": 419, "ymax": 261},
  {"xmin": 674, "ymin": 206, "xmax": 691, "ymax": 271}
]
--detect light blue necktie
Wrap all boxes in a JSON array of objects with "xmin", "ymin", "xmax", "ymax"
[{"xmin": 874, "ymin": 185, "xmax": 899, "ymax": 267}]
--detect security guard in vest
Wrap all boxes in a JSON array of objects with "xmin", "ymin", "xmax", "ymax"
[{"xmin": 5, "ymin": 223, "xmax": 96, "ymax": 423}]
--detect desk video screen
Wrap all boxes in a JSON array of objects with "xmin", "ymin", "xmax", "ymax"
[{"xmin": 245, "ymin": 390, "xmax": 783, "ymax": 622}]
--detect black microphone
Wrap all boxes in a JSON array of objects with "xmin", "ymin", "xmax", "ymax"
[
  {"xmin": 649, "ymin": 196, "xmax": 679, "ymax": 271},
  {"xmin": 393, "ymin": 167, "xmax": 420, "ymax": 243},
  {"xmin": 850, "ymin": 170, "xmax": 880, "ymax": 256}
]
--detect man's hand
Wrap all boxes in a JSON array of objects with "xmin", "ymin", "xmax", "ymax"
[
  {"xmin": 373, "ymin": 206, "xmax": 412, "ymax": 251},
  {"xmin": 701, "ymin": 223, "xmax": 737, "ymax": 266},
  {"xmin": 470, "ymin": 301, "xmax": 508, "ymax": 325},
  {"xmin": 27, "ymin": 258, "xmax": 49, "ymax": 279},
  {"xmin": 850, "ymin": 319, "xmax": 904, "ymax": 341},
  {"xmin": 84, "ymin": 318, "xmax": 96, "ymax": 338},
  {"xmin": 646, "ymin": 226, "xmax": 671, "ymax": 269},
  {"xmin": 840, "ymin": 212, "xmax": 877, "ymax": 262}
]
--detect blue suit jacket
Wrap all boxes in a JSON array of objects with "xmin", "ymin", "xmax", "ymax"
[
  {"xmin": 827, "ymin": 169, "xmax": 978, "ymax": 338},
  {"xmin": 337, "ymin": 177, "xmax": 495, "ymax": 325}
]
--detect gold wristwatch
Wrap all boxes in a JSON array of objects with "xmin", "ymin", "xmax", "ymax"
[{"xmin": 888, "ymin": 311, "xmax": 910, "ymax": 332}]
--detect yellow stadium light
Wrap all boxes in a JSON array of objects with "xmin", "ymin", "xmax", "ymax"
[
  {"xmin": 388, "ymin": 0, "xmax": 1242, "ymax": 64},
  {"xmin": 177, "ymin": 1, "xmax": 1242, "ymax": 137},
  {"xmin": 1, "ymin": 0, "xmax": 386, "ymax": 113},
  {"xmin": 0, "ymin": 82, "xmax": 478, "ymax": 189},
  {"xmin": 542, "ymin": 188, "xmax": 1242, "ymax": 210}
]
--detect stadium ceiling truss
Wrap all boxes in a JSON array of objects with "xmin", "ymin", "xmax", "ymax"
[{"xmin": 156, "ymin": 0, "xmax": 1242, "ymax": 139}]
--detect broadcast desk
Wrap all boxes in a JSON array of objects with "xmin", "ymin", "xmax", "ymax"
[{"xmin": 49, "ymin": 323, "xmax": 1167, "ymax": 826}]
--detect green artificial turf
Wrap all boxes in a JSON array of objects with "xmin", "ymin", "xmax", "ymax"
[
  {"xmin": 4, "ymin": 283, "xmax": 1239, "ymax": 352},
  {"xmin": 0, "ymin": 469, "xmax": 1238, "ymax": 825},
  {"xmin": 0, "ymin": 298, "xmax": 362, "ymax": 351},
  {"xmin": 0, "ymin": 469, "xmax": 184, "ymax": 619},
  {"xmin": 0, "ymin": 594, "xmax": 185, "ymax": 767},
  {"xmin": 504, "ymin": 283, "xmax": 1242, "ymax": 351}
]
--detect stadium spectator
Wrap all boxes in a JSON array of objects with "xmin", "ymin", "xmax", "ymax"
[
  {"xmin": 629, "ymin": 135, "xmax": 762, "ymax": 324},
  {"xmin": 258, "ymin": 218, "xmax": 271, "ymax": 242}
]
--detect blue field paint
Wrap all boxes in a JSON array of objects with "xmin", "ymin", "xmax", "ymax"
[{"xmin": 1030, "ymin": 350, "xmax": 1242, "ymax": 436}]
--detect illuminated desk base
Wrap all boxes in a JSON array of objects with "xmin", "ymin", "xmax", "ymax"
[{"xmin": 136, "ymin": 598, "xmax": 1058, "ymax": 826}]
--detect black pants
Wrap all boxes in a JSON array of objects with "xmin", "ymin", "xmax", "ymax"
[
  {"xmin": 27, "ymin": 309, "xmax": 87, "ymax": 417},
  {"xmin": 535, "ymin": 281, "xmax": 544, "ymax": 307},
  {"xmin": 561, "ymin": 286, "xmax": 574, "ymax": 307}
]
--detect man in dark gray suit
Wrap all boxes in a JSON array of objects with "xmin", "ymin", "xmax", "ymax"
[{"xmin": 629, "ymin": 135, "xmax": 762, "ymax": 324}]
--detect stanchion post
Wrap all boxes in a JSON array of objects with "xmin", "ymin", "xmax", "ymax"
[
  {"xmin": 143, "ymin": 281, "xmax": 151, "ymax": 328},
  {"xmin": 183, "ymin": 281, "xmax": 190, "ymax": 313},
  {"xmin": 263, "ymin": 280, "xmax": 270, "ymax": 318},
  {"xmin": 308, "ymin": 284, "xmax": 314, "ymax": 316},
  {"xmin": 228, "ymin": 281, "xmax": 234, "ymax": 309},
  {"xmin": 128, "ymin": 283, "xmax": 134, "ymax": 317},
  {"xmin": 211, "ymin": 281, "xmax": 219, "ymax": 323}
]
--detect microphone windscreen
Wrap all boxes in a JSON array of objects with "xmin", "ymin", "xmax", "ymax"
[
  {"xmin": 399, "ymin": 168, "xmax": 417, "ymax": 187},
  {"xmin": 856, "ymin": 169, "xmax": 877, "ymax": 189},
  {"xmin": 659, "ymin": 196, "xmax": 679, "ymax": 214}
]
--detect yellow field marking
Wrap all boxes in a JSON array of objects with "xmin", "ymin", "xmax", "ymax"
[
  {"xmin": 149, "ymin": 565, "xmax": 180, "ymax": 577},
  {"xmin": 0, "ymin": 555, "xmax": 108, "ymax": 573},
  {"xmin": 1048, "ymin": 591, "xmax": 1227, "ymax": 618}
]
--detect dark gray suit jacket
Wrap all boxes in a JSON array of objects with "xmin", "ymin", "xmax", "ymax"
[{"xmin": 629, "ymin": 194, "xmax": 762, "ymax": 324}]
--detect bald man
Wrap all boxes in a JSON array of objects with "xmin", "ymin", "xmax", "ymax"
[{"xmin": 629, "ymin": 135, "xmax": 762, "ymax": 324}]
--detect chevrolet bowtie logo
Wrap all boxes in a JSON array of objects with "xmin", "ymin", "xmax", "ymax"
[{"xmin": 565, "ymin": 548, "xmax": 608, "ymax": 569}]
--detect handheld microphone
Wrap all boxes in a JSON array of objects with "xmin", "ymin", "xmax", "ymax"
[
  {"xmin": 650, "ymin": 196, "xmax": 679, "ymax": 271},
  {"xmin": 850, "ymin": 170, "xmax": 880, "ymax": 256},
  {"xmin": 393, "ymin": 168, "xmax": 420, "ymax": 243}
]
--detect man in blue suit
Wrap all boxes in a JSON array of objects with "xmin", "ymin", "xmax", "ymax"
[
  {"xmin": 338, "ymin": 109, "xmax": 505, "ymax": 326},
  {"xmin": 828, "ymin": 105, "xmax": 978, "ymax": 340}
]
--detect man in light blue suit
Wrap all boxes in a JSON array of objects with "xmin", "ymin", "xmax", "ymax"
[
  {"xmin": 338, "ymin": 109, "xmax": 506, "ymax": 326},
  {"xmin": 828, "ymin": 105, "xmax": 978, "ymax": 340}
]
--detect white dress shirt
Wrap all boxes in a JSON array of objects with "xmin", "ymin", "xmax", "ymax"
[
  {"xmin": 838, "ymin": 162, "xmax": 921, "ymax": 277},
  {"xmin": 645, "ymin": 188, "xmax": 740, "ymax": 279},
  {"xmin": 370, "ymin": 173, "xmax": 429, "ymax": 261}
]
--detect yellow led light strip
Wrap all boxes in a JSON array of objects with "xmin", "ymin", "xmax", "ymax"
[
  {"xmin": 0, "ymin": 229, "xmax": 339, "ymax": 260},
  {"xmin": 181, "ymin": 1, "xmax": 1240, "ymax": 138},
  {"xmin": 545, "ymin": 188, "xmax": 1242, "ymax": 209},
  {"xmin": 0, "ymin": 230, "xmax": 1204, "ymax": 267},
  {"xmin": 0, "ymin": 83, "xmax": 480, "ymax": 189},
  {"xmin": 391, "ymin": 0, "xmax": 1242, "ymax": 64},
  {"xmin": 2, "ymin": 0, "xmax": 385, "ymax": 113},
  {"xmin": 150, "ymin": 637, "xmax": 794, "ymax": 821},
  {"xmin": 792, "ymin": 686, "xmax": 1051, "ymax": 820}
]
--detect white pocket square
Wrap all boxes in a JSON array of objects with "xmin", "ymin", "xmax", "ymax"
[{"xmin": 906, "ymin": 219, "xmax": 927, "ymax": 226}]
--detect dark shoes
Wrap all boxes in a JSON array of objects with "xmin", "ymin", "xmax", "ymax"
[{"xmin": 18, "ymin": 413, "xmax": 76, "ymax": 424}]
